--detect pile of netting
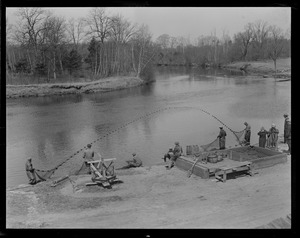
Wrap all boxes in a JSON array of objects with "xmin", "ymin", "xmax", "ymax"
[{"xmin": 32, "ymin": 106, "xmax": 246, "ymax": 181}]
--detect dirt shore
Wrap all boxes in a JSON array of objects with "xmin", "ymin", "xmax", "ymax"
[
  {"xmin": 223, "ymin": 57, "xmax": 291, "ymax": 80},
  {"xmin": 6, "ymin": 140, "xmax": 291, "ymax": 229},
  {"xmin": 6, "ymin": 76, "xmax": 144, "ymax": 99}
]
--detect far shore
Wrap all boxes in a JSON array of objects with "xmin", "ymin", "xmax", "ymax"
[
  {"xmin": 6, "ymin": 76, "xmax": 145, "ymax": 99},
  {"xmin": 222, "ymin": 57, "xmax": 291, "ymax": 79},
  {"xmin": 6, "ymin": 57, "xmax": 291, "ymax": 99}
]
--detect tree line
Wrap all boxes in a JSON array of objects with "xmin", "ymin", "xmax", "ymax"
[
  {"xmin": 6, "ymin": 8, "xmax": 290, "ymax": 85},
  {"xmin": 154, "ymin": 20, "xmax": 290, "ymax": 71},
  {"xmin": 6, "ymin": 8, "xmax": 155, "ymax": 84}
]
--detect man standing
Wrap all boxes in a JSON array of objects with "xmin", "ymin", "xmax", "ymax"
[
  {"xmin": 257, "ymin": 127, "xmax": 268, "ymax": 148},
  {"xmin": 217, "ymin": 126, "xmax": 227, "ymax": 150},
  {"xmin": 126, "ymin": 153, "xmax": 143, "ymax": 167},
  {"xmin": 244, "ymin": 122, "xmax": 251, "ymax": 146},
  {"xmin": 269, "ymin": 124, "xmax": 279, "ymax": 149},
  {"xmin": 25, "ymin": 158, "xmax": 37, "ymax": 185},
  {"xmin": 284, "ymin": 114, "xmax": 290, "ymax": 143},
  {"xmin": 83, "ymin": 144, "xmax": 95, "ymax": 174},
  {"xmin": 285, "ymin": 118, "xmax": 291, "ymax": 154}
]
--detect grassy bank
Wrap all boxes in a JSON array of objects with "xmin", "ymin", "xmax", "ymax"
[
  {"xmin": 6, "ymin": 76, "xmax": 145, "ymax": 99},
  {"xmin": 223, "ymin": 57, "xmax": 291, "ymax": 79}
]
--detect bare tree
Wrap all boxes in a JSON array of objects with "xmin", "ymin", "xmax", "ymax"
[
  {"xmin": 109, "ymin": 14, "xmax": 137, "ymax": 44},
  {"xmin": 85, "ymin": 8, "xmax": 111, "ymax": 43},
  {"xmin": 250, "ymin": 20, "xmax": 270, "ymax": 59},
  {"xmin": 234, "ymin": 23, "xmax": 253, "ymax": 61},
  {"xmin": 13, "ymin": 8, "xmax": 50, "ymax": 72},
  {"xmin": 42, "ymin": 15, "xmax": 67, "ymax": 80},
  {"xmin": 155, "ymin": 34, "xmax": 170, "ymax": 49},
  {"xmin": 66, "ymin": 18, "xmax": 85, "ymax": 48},
  {"xmin": 267, "ymin": 25, "xmax": 285, "ymax": 75},
  {"xmin": 131, "ymin": 24, "xmax": 156, "ymax": 77}
]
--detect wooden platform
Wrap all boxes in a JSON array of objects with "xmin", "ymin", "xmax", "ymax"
[
  {"xmin": 224, "ymin": 146, "xmax": 287, "ymax": 169},
  {"xmin": 175, "ymin": 146, "xmax": 287, "ymax": 180},
  {"xmin": 176, "ymin": 156, "xmax": 252, "ymax": 180}
]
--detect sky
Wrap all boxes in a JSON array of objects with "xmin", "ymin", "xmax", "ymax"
[{"xmin": 6, "ymin": 7, "xmax": 291, "ymax": 40}]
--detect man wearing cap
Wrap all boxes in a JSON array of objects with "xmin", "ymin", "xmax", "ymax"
[
  {"xmin": 83, "ymin": 144, "xmax": 95, "ymax": 174},
  {"xmin": 126, "ymin": 153, "xmax": 143, "ymax": 167},
  {"xmin": 268, "ymin": 124, "xmax": 279, "ymax": 149},
  {"xmin": 25, "ymin": 158, "xmax": 37, "ymax": 185},
  {"xmin": 283, "ymin": 114, "xmax": 290, "ymax": 143},
  {"xmin": 217, "ymin": 127, "xmax": 227, "ymax": 150},
  {"xmin": 258, "ymin": 127, "xmax": 268, "ymax": 148},
  {"xmin": 244, "ymin": 122, "xmax": 251, "ymax": 146}
]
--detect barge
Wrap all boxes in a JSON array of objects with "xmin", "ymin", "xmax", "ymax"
[{"xmin": 176, "ymin": 146, "xmax": 287, "ymax": 181}]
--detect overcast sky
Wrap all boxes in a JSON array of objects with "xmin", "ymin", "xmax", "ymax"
[{"xmin": 6, "ymin": 7, "xmax": 291, "ymax": 40}]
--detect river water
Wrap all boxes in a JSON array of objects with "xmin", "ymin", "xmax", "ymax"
[{"xmin": 6, "ymin": 67, "xmax": 291, "ymax": 187}]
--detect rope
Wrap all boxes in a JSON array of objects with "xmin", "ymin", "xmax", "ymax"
[{"xmin": 34, "ymin": 105, "xmax": 245, "ymax": 178}]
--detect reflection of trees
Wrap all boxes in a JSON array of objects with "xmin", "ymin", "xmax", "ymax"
[{"xmin": 14, "ymin": 94, "xmax": 84, "ymax": 107}]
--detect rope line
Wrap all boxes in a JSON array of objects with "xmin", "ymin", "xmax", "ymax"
[{"xmin": 34, "ymin": 105, "xmax": 245, "ymax": 176}]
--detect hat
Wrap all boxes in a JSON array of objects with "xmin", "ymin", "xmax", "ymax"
[
  {"xmin": 175, "ymin": 142, "xmax": 179, "ymax": 145},
  {"xmin": 284, "ymin": 114, "xmax": 288, "ymax": 117},
  {"xmin": 244, "ymin": 122, "xmax": 248, "ymax": 125},
  {"xmin": 132, "ymin": 153, "xmax": 136, "ymax": 156},
  {"xmin": 271, "ymin": 123, "xmax": 275, "ymax": 128}
]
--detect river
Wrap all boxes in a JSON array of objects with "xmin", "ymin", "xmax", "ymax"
[{"xmin": 6, "ymin": 66, "xmax": 291, "ymax": 187}]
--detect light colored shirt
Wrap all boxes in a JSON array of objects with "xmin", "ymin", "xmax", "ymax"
[{"xmin": 83, "ymin": 148, "xmax": 94, "ymax": 162}]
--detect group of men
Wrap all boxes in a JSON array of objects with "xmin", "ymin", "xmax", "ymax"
[
  {"xmin": 82, "ymin": 143, "xmax": 143, "ymax": 171},
  {"xmin": 217, "ymin": 114, "xmax": 291, "ymax": 153},
  {"xmin": 25, "ymin": 114, "xmax": 291, "ymax": 184}
]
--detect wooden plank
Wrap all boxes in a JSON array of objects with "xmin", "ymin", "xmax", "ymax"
[{"xmin": 87, "ymin": 158, "xmax": 116, "ymax": 164}]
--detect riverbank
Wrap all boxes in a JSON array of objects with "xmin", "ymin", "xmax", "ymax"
[
  {"xmin": 223, "ymin": 57, "xmax": 291, "ymax": 80},
  {"xmin": 6, "ymin": 140, "xmax": 291, "ymax": 229},
  {"xmin": 6, "ymin": 76, "xmax": 145, "ymax": 99}
]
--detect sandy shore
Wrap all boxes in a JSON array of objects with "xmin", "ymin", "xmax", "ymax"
[
  {"xmin": 223, "ymin": 57, "xmax": 291, "ymax": 79},
  {"xmin": 6, "ymin": 76, "xmax": 145, "ymax": 99},
  {"xmin": 6, "ymin": 140, "xmax": 291, "ymax": 229}
]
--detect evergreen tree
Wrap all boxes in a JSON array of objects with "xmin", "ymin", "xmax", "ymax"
[
  {"xmin": 15, "ymin": 58, "xmax": 30, "ymax": 74},
  {"xmin": 84, "ymin": 37, "xmax": 99, "ymax": 73},
  {"xmin": 64, "ymin": 49, "xmax": 82, "ymax": 75}
]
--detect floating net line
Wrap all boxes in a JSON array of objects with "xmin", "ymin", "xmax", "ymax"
[{"xmin": 33, "ymin": 106, "xmax": 245, "ymax": 181}]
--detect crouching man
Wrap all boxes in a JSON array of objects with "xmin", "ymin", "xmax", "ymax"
[{"xmin": 126, "ymin": 153, "xmax": 143, "ymax": 168}]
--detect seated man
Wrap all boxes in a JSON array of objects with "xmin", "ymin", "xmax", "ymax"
[
  {"xmin": 167, "ymin": 142, "xmax": 183, "ymax": 169},
  {"xmin": 25, "ymin": 158, "xmax": 37, "ymax": 185},
  {"xmin": 126, "ymin": 153, "xmax": 143, "ymax": 168},
  {"xmin": 162, "ymin": 148, "xmax": 174, "ymax": 163}
]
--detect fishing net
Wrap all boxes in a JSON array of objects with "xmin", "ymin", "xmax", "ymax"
[
  {"xmin": 34, "ymin": 169, "xmax": 56, "ymax": 181},
  {"xmin": 232, "ymin": 129, "xmax": 245, "ymax": 145},
  {"xmin": 200, "ymin": 138, "xmax": 220, "ymax": 152},
  {"xmin": 200, "ymin": 129, "xmax": 246, "ymax": 152}
]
